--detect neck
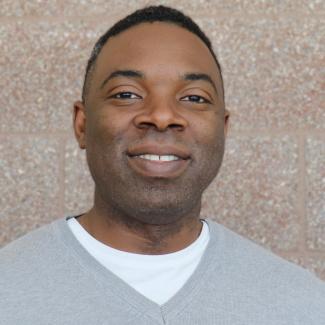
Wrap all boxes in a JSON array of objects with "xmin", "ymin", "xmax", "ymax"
[{"xmin": 76, "ymin": 204, "xmax": 203, "ymax": 255}]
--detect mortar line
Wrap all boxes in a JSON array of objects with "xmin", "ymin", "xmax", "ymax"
[
  {"xmin": 297, "ymin": 130, "xmax": 308, "ymax": 258},
  {"xmin": 0, "ymin": 131, "xmax": 73, "ymax": 137},
  {"xmin": 57, "ymin": 133, "xmax": 68, "ymax": 220},
  {"xmin": 0, "ymin": 9, "xmax": 324, "ymax": 24},
  {"xmin": 0, "ymin": 128, "xmax": 324, "ymax": 138},
  {"xmin": 229, "ymin": 128, "xmax": 325, "ymax": 136}
]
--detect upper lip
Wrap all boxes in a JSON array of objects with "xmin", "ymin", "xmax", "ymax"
[{"xmin": 127, "ymin": 144, "xmax": 191, "ymax": 160}]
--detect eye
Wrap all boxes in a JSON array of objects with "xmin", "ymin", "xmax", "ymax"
[
  {"xmin": 110, "ymin": 92, "xmax": 141, "ymax": 99},
  {"xmin": 180, "ymin": 95, "xmax": 210, "ymax": 104}
]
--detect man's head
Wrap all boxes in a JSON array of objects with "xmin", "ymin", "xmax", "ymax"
[
  {"xmin": 74, "ymin": 5, "xmax": 229, "ymax": 228},
  {"xmin": 81, "ymin": 5, "xmax": 224, "ymax": 105}
]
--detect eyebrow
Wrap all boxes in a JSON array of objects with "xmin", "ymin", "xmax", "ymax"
[
  {"xmin": 182, "ymin": 73, "xmax": 218, "ymax": 96},
  {"xmin": 100, "ymin": 69, "xmax": 218, "ymax": 97},
  {"xmin": 100, "ymin": 70, "xmax": 144, "ymax": 89}
]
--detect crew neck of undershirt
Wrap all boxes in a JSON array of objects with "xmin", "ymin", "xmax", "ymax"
[{"xmin": 67, "ymin": 217, "xmax": 209, "ymax": 264}]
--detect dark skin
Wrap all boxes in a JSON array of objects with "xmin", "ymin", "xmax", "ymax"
[{"xmin": 73, "ymin": 22, "xmax": 229, "ymax": 255}]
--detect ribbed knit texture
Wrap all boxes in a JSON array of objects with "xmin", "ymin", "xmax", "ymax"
[{"xmin": 1, "ymin": 216, "xmax": 325, "ymax": 324}]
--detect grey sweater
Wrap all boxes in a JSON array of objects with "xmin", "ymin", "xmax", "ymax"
[{"xmin": 1, "ymin": 216, "xmax": 325, "ymax": 325}]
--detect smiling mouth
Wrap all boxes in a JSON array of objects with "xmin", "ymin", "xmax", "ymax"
[
  {"xmin": 134, "ymin": 154, "xmax": 181, "ymax": 161},
  {"xmin": 127, "ymin": 153, "xmax": 190, "ymax": 178}
]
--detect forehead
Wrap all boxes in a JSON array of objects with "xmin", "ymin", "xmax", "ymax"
[{"xmin": 94, "ymin": 22, "xmax": 221, "ymax": 85}]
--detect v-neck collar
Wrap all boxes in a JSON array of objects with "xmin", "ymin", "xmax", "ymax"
[{"xmin": 52, "ymin": 216, "xmax": 224, "ymax": 323}]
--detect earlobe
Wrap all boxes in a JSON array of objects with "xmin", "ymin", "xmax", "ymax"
[{"xmin": 73, "ymin": 100, "xmax": 87, "ymax": 149}]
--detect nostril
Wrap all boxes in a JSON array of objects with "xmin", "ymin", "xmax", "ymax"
[
  {"xmin": 169, "ymin": 124, "xmax": 185, "ymax": 131},
  {"xmin": 137, "ymin": 122, "xmax": 155, "ymax": 129},
  {"xmin": 133, "ymin": 107, "xmax": 188, "ymax": 131},
  {"xmin": 136, "ymin": 121, "xmax": 184, "ymax": 132}
]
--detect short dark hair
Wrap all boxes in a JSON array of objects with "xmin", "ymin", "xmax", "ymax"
[{"xmin": 82, "ymin": 5, "xmax": 223, "ymax": 103}]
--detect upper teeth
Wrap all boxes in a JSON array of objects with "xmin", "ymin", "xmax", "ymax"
[{"xmin": 138, "ymin": 154, "xmax": 180, "ymax": 161}]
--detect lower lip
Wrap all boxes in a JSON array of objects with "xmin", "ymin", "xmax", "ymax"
[{"xmin": 127, "ymin": 156, "xmax": 190, "ymax": 178}]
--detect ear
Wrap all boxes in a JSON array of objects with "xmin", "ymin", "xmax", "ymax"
[
  {"xmin": 73, "ymin": 100, "xmax": 87, "ymax": 149},
  {"xmin": 224, "ymin": 109, "xmax": 230, "ymax": 137}
]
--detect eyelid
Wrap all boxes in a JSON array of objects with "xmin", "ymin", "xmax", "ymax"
[
  {"xmin": 180, "ymin": 87, "xmax": 213, "ymax": 102},
  {"xmin": 109, "ymin": 91, "xmax": 142, "ymax": 99},
  {"xmin": 106, "ymin": 83, "xmax": 143, "ymax": 95},
  {"xmin": 180, "ymin": 94, "xmax": 211, "ymax": 104}
]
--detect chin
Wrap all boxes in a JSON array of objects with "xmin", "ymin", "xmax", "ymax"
[{"xmin": 120, "ymin": 194, "xmax": 201, "ymax": 226}]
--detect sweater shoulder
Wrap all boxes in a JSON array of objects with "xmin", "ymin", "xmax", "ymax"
[
  {"xmin": 0, "ymin": 218, "xmax": 63, "ymax": 272},
  {"xmin": 208, "ymin": 219, "xmax": 324, "ymax": 283},
  {"xmin": 206, "ymin": 219, "xmax": 325, "ymax": 319}
]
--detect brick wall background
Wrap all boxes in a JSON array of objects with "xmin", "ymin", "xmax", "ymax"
[{"xmin": 0, "ymin": 0, "xmax": 324, "ymax": 280}]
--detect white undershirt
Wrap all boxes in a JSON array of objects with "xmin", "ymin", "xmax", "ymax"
[{"xmin": 67, "ymin": 217, "xmax": 210, "ymax": 305}]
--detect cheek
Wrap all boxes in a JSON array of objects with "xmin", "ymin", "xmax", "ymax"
[
  {"xmin": 86, "ymin": 109, "xmax": 132, "ymax": 149},
  {"xmin": 85, "ymin": 114, "xmax": 120, "ymax": 171},
  {"xmin": 88, "ymin": 112, "xmax": 117, "ymax": 139},
  {"xmin": 191, "ymin": 115, "xmax": 226, "ymax": 168},
  {"xmin": 191, "ymin": 113, "xmax": 224, "ymax": 145}
]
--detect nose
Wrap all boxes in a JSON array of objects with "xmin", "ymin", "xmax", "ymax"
[{"xmin": 132, "ymin": 98, "xmax": 188, "ymax": 132}]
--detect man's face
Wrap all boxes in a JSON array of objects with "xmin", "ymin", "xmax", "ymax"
[{"xmin": 74, "ymin": 22, "xmax": 229, "ymax": 225}]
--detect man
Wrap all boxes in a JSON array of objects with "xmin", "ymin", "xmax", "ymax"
[{"xmin": 1, "ymin": 5, "xmax": 324, "ymax": 325}]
